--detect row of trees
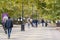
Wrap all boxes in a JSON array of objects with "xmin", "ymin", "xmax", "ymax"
[{"xmin": 0, "ymin": 0, "xmax": 60, "ymax": 21}]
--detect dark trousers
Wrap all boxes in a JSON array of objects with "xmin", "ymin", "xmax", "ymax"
[
  {"xmin": 42, "ymin": 23, "xmax": 44, "ymax": 27},
  {"xmin": 36, "ymin": 22, "xmax": 38, "ymax": 27},
  {"xmin": 2, "ymin": 24, "xmax": 7, "ymax": 34},
  {"xmin": 31, "ymin": 22, "xmax": 33, "ymax": 27},
  {"xmin": 4, "ymin": 27, "xmax": 7, "ymax": 34},
  {"xmin": 7, "ymin": 28, "xmax": 12, "ymax": 39},
  {"xmin": 45, "ymin": 23, "xmax": 47, "ymax": 27}
]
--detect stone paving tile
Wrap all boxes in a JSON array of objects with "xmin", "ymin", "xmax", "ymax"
[{"xmin": 0, "ymin": 25, "xmax": 60, "ymax": 40}]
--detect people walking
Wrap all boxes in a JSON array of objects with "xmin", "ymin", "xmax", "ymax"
[
  {"xmin": 35, "ymin": 20, "xmax": 38, "ymax": 27},
  {"xmin": 30, "ymin": 18, "xmax": 33, "ymax": 27},
  {"xmin": 2, "ymin": 16, "xmax": 8, "ymax": 34},
  {"xmin": 27, "ymin": 17, "xmax": 31, "ymax": 28},
  {"xmin": 5, "ymin": 17, "xmax": 13, "ymax": 39},
  {"xmin": 45, "ymin": 21, "xmax": 48, "ymax": 27},
  {"xmin": 32, "ymin": 20, "xmax": 38, "ymax": 27},
  {"xmin": 41, "ymin": 19, "xmax": 45, "ymax": 27}
]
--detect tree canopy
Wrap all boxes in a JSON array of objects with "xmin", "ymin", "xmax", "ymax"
[{"xmin": 0, "ymin": 0, "xmax": 60, "ymax": 20}]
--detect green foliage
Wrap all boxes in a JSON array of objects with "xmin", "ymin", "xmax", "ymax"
[{"xmin": 0, "ymin": 0, "xmax": 60, "ymax": 20}]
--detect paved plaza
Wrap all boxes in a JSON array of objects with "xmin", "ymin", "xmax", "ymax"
[{"xmin": 0, "ymin": 24, "xmax": 60, "ymax": 40}]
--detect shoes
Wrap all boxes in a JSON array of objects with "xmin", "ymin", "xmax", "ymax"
[
  {"xmin": 8, "ymin": 37, "xmax": 10, "ymax": 39},
  {"xmin": 21, "ymin": 30, "xmax": 25, "ymax": 31},
  {"xmin": 8, "ymin": 35, "xmax": 10, "ymax": 39},
  {"xmin": 5, "ymin": 31, "xmax": 7, "ymax": 34}
]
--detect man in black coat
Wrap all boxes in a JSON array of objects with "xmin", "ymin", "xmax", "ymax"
[{"xmin": 5, "ymin": 17, "xmax": 13, "ymax": 39}]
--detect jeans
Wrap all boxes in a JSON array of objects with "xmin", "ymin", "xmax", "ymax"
[{"xmin": 7, "ymin": 28, "xmax": 12, "ymax": 39}]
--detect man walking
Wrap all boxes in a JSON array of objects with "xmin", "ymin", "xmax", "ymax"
[
  {"xmin": 27, "ymin": 17, "xmax": 31, "ymax": 28},
  {"xmin": 41, "ymin": 19, "xmax": 45, "ymax": 27},
  {"xmin": 5, "ymin": 17, "xmax": 13, "ymax": 39}
]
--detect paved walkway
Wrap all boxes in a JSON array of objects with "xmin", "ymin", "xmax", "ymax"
[{"xmin": 0, "ymin": 24, "xmax": 60, "ymax": 40}]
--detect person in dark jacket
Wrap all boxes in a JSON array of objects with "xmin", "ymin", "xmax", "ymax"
[
  {"xmin": 35, "ymin": 20, "xmax": 38, "ymax": 27},
  {"xmin": 32, "ymin": 20, "xmax": 38, "ymax": 27},
  {"xmin": 45, "ymin": 21, "xmax": 48, "ymax": 27},
  {"xmin": 5, "ymin": 17, "xmax": 13, "ymax": 39},
  {"xmin": 41, "ymin": 19, "xmax": 45, "ymax": 27}
]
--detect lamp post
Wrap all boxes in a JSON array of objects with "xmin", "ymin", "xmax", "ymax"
[
  {"xmin": 32, "ymin": 4, "xmax": 34, "ymax": 18},
  {"xmin": 35, "ymin": 10, "xmax": 38, "ymax": 27},
  {"xmin": 21, "ymin": 0, "xmax": 25, "ymax": 31}
]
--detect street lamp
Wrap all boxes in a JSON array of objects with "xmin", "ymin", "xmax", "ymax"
[
  {"xmin": 35, "ymin": 10, "xmax": 38, "ymax": 27},
  {"xmin": 21, "ymin": 0, "xmax": 25, "ymax": 31},
  {"xmin": 31, "ymin": 3, "xmax": 34, "ymax": 18},
  {"xmin": 32, "ymin": 4, "xmax": 34, "ymax": 15}
]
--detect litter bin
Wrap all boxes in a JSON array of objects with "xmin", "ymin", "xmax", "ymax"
[{"xmin": 21, "ymin": 24, "xmax": 25, "ymax": 31}]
